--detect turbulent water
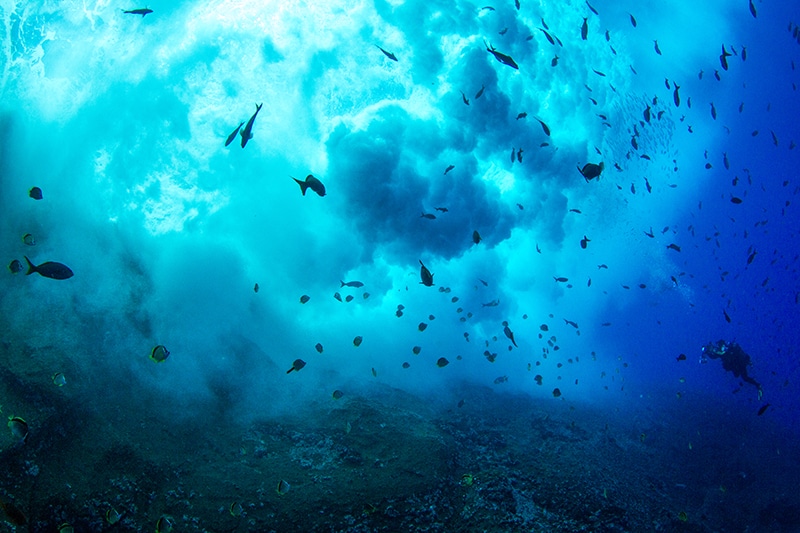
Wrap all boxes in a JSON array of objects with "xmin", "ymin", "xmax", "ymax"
[{"xmin": 1, "ymin": 1, "xmax": 799, "ymax": 531}]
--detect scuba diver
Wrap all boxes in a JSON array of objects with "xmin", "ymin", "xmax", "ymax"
[{"xmin": 701, "ymin": 340, "xmax": 763, "ymax": 397}]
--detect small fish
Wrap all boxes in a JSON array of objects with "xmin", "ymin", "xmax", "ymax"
[
  {"xmin": 7, "ymin": 416, "xmax": 29, "ymax": 442},
  {"xmin": 517, "ymin": 148, "xmax": 524, "ymax": 162},
  {"xmin": 412, "ymin": 346, "xmax": 421, "ymax": 355},
  {"xmin": 747, "ymin": 250, "xmax": 757, "ymax": 265},
  {"xmin": 592, "ymin": 69, "xmax": 605, "ymax": 77},
  {"xmin": 123, "ymin": 8, "xmax": 153, "ymax": 17},
  {"xmin": 553, "ymin": 277, "xmax": 569, "ymax": 283},
  {"xmin": 485, "ymin": 41, "xmax": 519, "ymax": 69},
  {"xmin": 150, "ymin": 345, "xmax": 170, "ymax": 363},
  {"xmin": 538, "ymin": 27, "xmax": 555, "ymax": 45},
  {"xmin": 723, "ymin": 309, "xmax": 732, "ymax": 323},
  {"xmin": 8, "ymin": 259, "xmax": 22, "ymax": 274},
  {"xmin": 419, "ymin": 260, "xmax": 434, "ymax": 286},
  {"xmin": 598, "ymin": 264, "xmax": 608, "ymax": 269},
  {"xmin": 229, "ymin": 502, "xmax": 243, "ymax": 517},
  {"xmin": 437, "ymin": 357, "xmax": 450, "ymax": 368},
  {"xmin": 292, "ymin": 174, "xmax": 326, "ymax": 197},
  {"xmin": 418, "ymin": 322, "xmax": 428, "ymax": 332},
  {"xmin": 748, "ymin": 0, "xmax": 757, "ymax": 18},
  {"xmin": 420, "ymin": 212, "xmax": 436, "ymax": 219},
  {"xmin": 628, "ymin": 13, "xmax": 637, "ymax": 27},
  {"xmin": 577, "ymin": 162, "xmax": 604, "ymax": 181},
  {"xmin": 371, "ymin": 367, "xmax": 377, "ymax": 377},
  {"xmin": 511, "ymin": 148, "xmax": 516, "ymax": 162},
  {"xmin": 300, "ymin": 294, "xmax": 310, "ymax": 304},
  {"xmin": 353, "ymin": 336, "xmax": 363, "ymax": 347},
  {"xmin": 570, "ymin": 209, "xmax": 582, "ymax": 214},
  {"xmin": 586, "ymin": 1, "xmax": 598, "ymax": 15},
  {"xmin": 475, "ymin": 85, "xmax": 485, "ymax": 99},
  {"xmin": 315, "ymin": 343, "xmax": 323, "ymax": 353},
  {"xmin": 253, "ymin": 283, "xmax": 259, "ymax": 293},
  {"xmin": 516, "ymin": 112, "xmax": 527, "ymax": 120},
  {"xmin": 673, "ymin": 84, "xmax": 681, "ymax": 107},
  {"xmin": 472, "ymin": 230, "xmax": 482, "ymax": 244},
  {"xmin": 580, "ymin": 235, "xmax": 590, "ymax": 249},
  {"xmin": 240, "ymin": 103, "xmax": 262, "ymax": 148},
  {"xmin": 332, "ymin": 390, "xmax": 344, "ymax": 400},
  {"xmin": 345, "ymin": 295, "xmax": 353, "ymax": 302},
  {"xmin": 757, "ymin": 403, "xmax": 770, "ymax": 416},
  {"xmin": 720, "ymin": 44, "xmax": 732, "ymax": 70},
  {"xmin": 460, "ymin": 91, "xmax": 470, "ymax": 105},
  {"xmin": 551, "ymin": 55, "xmax": 559, "ymax": 67},
  {"xmin": 494, "ymin": 376, "xmax": 508, "ymax": 384},
  {"xmin": 276, "ymin": 480, "xmax": 291, "ymax": 495},
  {"xmin": 340, "ymin": 280, "xmax": 364, "ymax": 288},
  {"xmin": 286, "ymin": 359, "xmax": 306, "ymax": 373},
  {"xmin": 333, "ymin": 292, "xmax": 342, "ymax": 302},
  {"xmin": 482, "ymin": 299, "xmax": 500, "ymax": 307},
  {"xmin": 444, "ymin": 165, "xmax": 455, "ymax": 175},
  {"xmin": 22, "ymin": 233, "xmax": 35, "ymax": 246},
  {"xmin": 731, "ymin": 197, "xmax": 743, "ymax": 204},
  {"xmin": 666, "ymin": 244, "xmax": 681, "ymax": 252},
  {"xmin": 581, "ymin": 18, "xmax": 588, "ymax": 40},
  {"xmin": 225, "ymin": 122, "xmax": 244, "ymax": 146},
  {"xmin": 644, "ymin": 177, "xmax": 652, "ymax": 193},
  {"xmin": 376, "ymin": 45, "xmax": 397, "ymax": 61},
  {"xmin": 654, "ymin": 40, "xmax": 662, "ymax": 55},
  {"xmin": 52, "ymin": 372, "xmax": 66, "ymax": 386},
  {"xmin": 676, "ymin": 353, "xmax": 687, "ymax": 361},
  {"xmin": 552, "ymin": 388, "xmax": 562, "ymax": 397},
  {"xmin": 534, "ymin": 117, "xmax": 551, "ymax": 136},
  {"xmin": 402, "ymin": 362, "xmax": 410, "ymax": 368},
  {"xmin": 503, "ymin": 321, "xmax": 517, "ymax": 347},
  {"xmin": 29, "ymin": 187, "xmax": 43, "ymax": 200},
  {"xmin": 564, "ymin": 319, "xmax": 579, "ymax": 328},
  {"xmin": 155, "ymin": 517, "xmax": 173, "ymax": 533},
  {"xmin": 434, "ymin": 207, "xmax": 448, "ymax": 213},
  {"xmin": 105, "ymin": 508, "xmax": 121, "ymax": 525}
]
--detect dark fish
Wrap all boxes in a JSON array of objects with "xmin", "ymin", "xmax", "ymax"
[
  {"xmin": 644, "ymin": 177, "xmax": 652, "ymax": 193},
  {"xmin": 29, "ymin": 187, "xmax": 43, "ymax": 200},
  {"xmin": 676, "ymin": 353, "xmax": 687, "ymax": 361},
  {"xmin": 286, "ymin": 359, "xmax": 305, "ymax": 374},
  {"xmin": 300, "ymin": 294, "xmax": 310, "ymax": 304},
  {"xmin": 315, "ymin": 343, "xmax": 324, "ymax": 353},
  {"xmin": 580, "ymin": 235, "xmax": 590, "ymax": 249},
  {"xmin": 511, "ymin": 148, "xmax": 516, "ymax": 162},
  {"xmin": 598, "ymin": 264, "xmax": 608, "ymax": 269},
  {"xmin": 340, "ymin": 280, "xmax": 364, "ymax": 288},
  {"xmin": 376, "ymin": 45, "xmax": 398, "ymax": 61},
  {"xmin": 475, "ymin": 85, "xmax": 485, "ymax": 99},
  {"xmin": 757, "ymin": 404, "xmax": 770, "ymax": 416},
  {"xmin": 444, "ymin": 164, "xmax": 455, "ymax": 175},
  {"xmin": 553, "ymin": 276, "xmax": 568, "ymax": 283},
  {"xmin": 240, "ymin": 103, "xmax": 262, "ymax": 148},
  {"xmin": 24, "ymin": 256, "xmax": 73, "ymax": 280},
  {"xmin": 434, "ymin": 207, "xmax": 448, "ymax": 212},
  {"xmin": 8, "ymin": 259, "xmax": 22, "ymax": 274},
  {"xmin": 629, "ymin": 13, "xmax": 637, "ymax": 27},
  {"xmin": 333, "ymin": 292, "xmax": 342, "ymax": 302},
  {"xmin": 741, "ymin": 46, "xmax": 747, "ymax": 61},
  {"xmin": 552, "ymin": 388, "xmax": 562, "ymax": 398},
  {"xmin": 551, "ymin": 55, "xmax": 559, "ymax": 67},
  {"xmin": 419, "ymin": 260, "xmax": 434, "ymax": 286},
  {"xmin": 710, "ymin": 102, "xmax": 717, "ymax": 120},
  {"xmin": 592, "ymin": 69, "xmax": 605, "ymax": 77},
  {"xmin": 723, "ymin": 309, "xmax": 731, "ymax": 323},
  {"xmin": 654, "ymin": 40, "xmax": 662, "ymax": 55},
  {"xmin": 418, "ymin": 322, "xmax": 428, "ymax": 332},
  {"xmin": 666, "ymin": 243, "xmax": 681, "ymax": 252},
  {"xmin": 748, "ymin": 0, "xmax": 756, "ymax": 18},
  {"xmin": 586, "ymin": 1, "xmax": 598, "ymax": 14},
  {"xmin": 225, "ymin": 122, "xmax": 244, "ymax": 146},
  {"xmin": 581, "ymin": 18, "xmax": 588, "ymax": 40},
  {"xmin": 535, "ymin": 117, "xmax": 551, "ymax": 136},
  {"xmin": 517, "ymin": 148, "xmax": 523, "ymax": 162},
  {"xmin": 332, "ymin": 390, "xmax": 344, "ymax": 399},
  {"xmin": 564, "ymin": 319, "xmax": 579, "ymax": 328},
  {"xmin": 420, "ymin": 212, "xmax": 436, "ymax": 220},
  {"xmin": 460, "ymin": 91, "xmax": 470, "ymax": 105},
  {"xmin": 123, "ymin": 8, "xmax": 153, "ymax": 17},
  {"xmin": 731, "ymin": 196, "xmax": 743, "ymax": 204},
  {"xmin": 503, "ymin": 322, "xmax": 517, "ymax": 347},
  {"xmin": 436, "ymin": 357, "xmax": 449, "ymax": 368},
  {"xmin": 538, "ymin": 28, "xmax": 555, "ymax": 45},
  {"xmin": 292, "ymin": 174, "xmax": 326, "ymax": 197},
  {"xmin": 578, "ymin": 162, "xmax": 604, "ymax": 181},
  {"xmin": 516, "ymin": 112, "xmax": 527, "ymax": 120},
  {"xmin": 643, "ymin": 105, "xmax": 651, "ymax": 122},
  {"xmin": 353, "ymin": 336, "xmax": 363, "ymax": 347},
  {"xmin": 472, "ymin": 230, "xmax": 482, "ymax": 244},
  {"xmin": 673, "ymin": 83, "xmax": 681, "ymax": 107},
  {"xmin": 569, "ymin": 208, "xmax": 582, "ymax": 213},
  {"xmin": 747, "ymin": 250, "xmax": 757, "ymax": 265},
  {"xmin": 485, "ymin": 41, "xmax": 519, "ymax": 69},
  {"xmin": 720, "ymin": 44, "xmax": 732, "ymax": 70}
]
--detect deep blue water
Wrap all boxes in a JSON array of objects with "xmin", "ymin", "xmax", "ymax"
[{"xmin": 1, "ymin": 0, "xmax": 799, "ymax": 531}]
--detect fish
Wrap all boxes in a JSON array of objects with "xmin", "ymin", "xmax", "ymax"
[
  {"xmin": 747, "ymin": 250, "xmax": 757, "ymax": 265},
  {"xmin": 300, "ymin": 295, "xmax": 310, "ymax": 304},
  {"xmin": 276, "ymin": 480, "xmax": 291, "ymax": 495},
  {"xmin": 0, "ymin": 498, "xmax": 27, "ymax": 526},
  {"xmin": 229, "ymin": 502, "xmax": 243, "ymax": 518},
  {"xmin": 564, "ymin": 319, "xmax": 579, "ymax": 328},
  {"xmin": 8, "ymin": 259, "xmax": 22, "ymax": 274},
  {"xmin": 517, "ymin": 148, "xmax": 524, "ymax": 162},
  {"xmin": 723, "ymin": 309, "xmax": 731, "ymax": 323},
  {"xmin": 253, "ymin": 283, "xmax": 259, "ymax": 293},
  {"xmin": 553, "ymin": 277, "xmax": 569, "ymax": 283},
  {"xmin": 581, "ymin": 18, "xmax": 588, "ymax": 40},
  {"xmin": 412, "ymin": 346, "xmax": 421, "ymax": 355},
  {"xmin": 353, "ymin": 336, "xmax": 363, "ymax": 347},
  {"xmin": 492, "ymin": 375, "xmax": 508, "ymax": 385},
  {"xmin": 460, "ymin": 91, "xmax": 470, "ymax": 105},
  {"xmin": 482, "ymin": 299, "xmax": 500, "ymax": 307},
  {"xmin": 676, "ymin": 353, "xmax": 687, "ymax": 361},
  {"xmin": 666, "ymin": 244, "xmax": 681, "ymax": 252},
  {"xmin": 475, "ymin": 85, "xmax": 485, "ymax": 99},
  {"xmin": 123, "ymin": 8, "xmax": 153, "ymax": 17},
  {"xmin": 286, "ymin": 359, "xmax": 306, "ymax": 373},
  {"xmin": 332, "ymin": 390, "xmax": 344, "ymax": 400},
  {"xmin": 592, "ymin": 69, "xmax": 605, "ymax": 77},
  {"xmin": 598, "ymin": 264, "xmax": 608, "ymax": 269},
  {"xmin": 741, "ymin": 46, "xmax": 747, "ymax": 61},
  {"xmin": 720, "ymin": 44, "xmax": 732, "ymax": 70},
  {"xmin": 535, "ymin": 117, "xmax": 551, "ymax": 136},
  {"xmin": 345, "ymin": 295, "xmax": 353, "ymax": 302},
  {"xmin": 731, "ymin": 197, "xmax": 743, "ymax": 204},
  {"xmin": 292, "ymin": 174, "xmax": 326, "ymax": 197},
  {"xmin": 402, "ymin": 362, "xmax": 410, "ymax": 368},
  {"xmin": 7, "ymin": 416, "xmax": 28, "ymax": 442},
  {"xmin": 22, "ymin": 233, "xmax": 35, "ymax": 246},
  {"xmin": 419, "ymin": 260, "xmax": 434, "ymax": 286},
  {"xmin": 420, "ymin": 213, "xmax": 436, "ymax": 219},
  {"xmin": 580, "ymin": 235, "xmax": 590, "ymax": 249},
  {"xmin": 757, "ymin": 404, "xmax": 770, "ymax": 416},
  {"xmin": 418, "ymin": 322, "xmax": 428, "ymax": 332},
  {"xmin": 105, "ymin": 508, "xmax": 122, "ymax": 525},
  {"xmin": 444, "ymin": 165, "xmax": 455, "ymax": 175},
  {"xmin": 240, "ymin": 103, "xmax": 262, "ymax": 148},
  {"xmin": 748, "ymin": 0, "xmax": 757, "ymax": 18},
  {"xmin": 315, "ymin": 343, "xmax": 323, "ymax": 353},
  {"xmin": 654, "ymin": 40, "xmax": 662, "ymax": 55},
  {"xmin": 511, "ymin": 148, "xmax": 516, "ymax": 162},
  {"xmin": 485, "ymin": 41, "xmax": 519, "ymax": 69},
  {"xmin": 714, "ymin": 70, "xmax": 721, "ymax": 81},
  {"xmin": 710, "ymin": 102, "xmax": 717, "ymax": 120},
  {"xmin": 577, "ymin": 162, "xmax": 604, "ymax": 181},
  {"xmin": 437, "ymin": 357, "xmax": 450, "ymax": 368},
  {"xmin": 643, "ymin": 105, "xmax": 651, "ymax": 122},
  {"xmin": 29, "ymin": 187, "xmax": 43, "ymax": 200},
  {"xmin": 673, "ymin": 83, "xmax": 681, "ymax": 107},
  {"xmin": 570, "ymin": 209, "xmax": 582, "ymax": 214},
  {"xmin": 150, "ymin": 345, "xmax": 170, "ymax": 363},
  {"xmin": 52, "ymin": 372, "xmax": 67, "ymax": 386},
  {"xmin": 629, "ymin": 13, "xmax": 637, "ymax": 27},
  {"xmin": 333, "ymin": 292, "xmax": 342, "ymax": 302},
  {"xmin": 376, "ymin": 45, "xmax": 397, "ymax": 61},
  {"xmin": 225, "ymin": 122, "xmax": 244, "ymax": 146},
  {"xmin": 552, "ymin": 388, "xmax": 562, "ymax": 397},
  {"xmin": 586, "ymin": 1, "xmax": 598, "ymax": 14},
  {"xmin": 644, "ymin": 177, "xmax": 652, "ymax": 193},
  {"xmin": 538, "ymin": 28, "xmax": 555, "ymax": 45},
  {"xmin": 516, "ymin": 112, "xmax": 527, "ymax": 120},
  {"xmin": 434, "ymin": 207, "xmax": 448, "ymax": 213},
  {"xmin": 472, "ymin": 230, "xmax": 481, "ymax": 244},
  {"xmin": 340, "ymin": 280, "xmax": 364, "ymax": 288},
  {"xmin": 503, "ymin": 321, "xmax": 518, "ymax": 347},
  {"xmin": 551, "ymin": 55, "xmax": 559, "ymax": 67}
]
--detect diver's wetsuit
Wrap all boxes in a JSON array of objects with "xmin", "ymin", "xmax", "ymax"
[{"xmin": 702, "ymin": 340, "xmax": 762, "ymax": 391}]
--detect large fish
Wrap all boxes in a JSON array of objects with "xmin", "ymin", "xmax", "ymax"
[
  {"xmin": 225, "ymin": 122, "xmax": 244, "ymax": 146},
  {"xmin": 485, "ymin": 41, "xmax": 519, "ymax": 69},
  {"xmin": 240, "ymin": 103, "xmax": 263, "ymax": 148},
  {"xmin": 419, "ymin": 260, "xmax": 434, "ymax": 287},
  {"xmin": 24, "ymin": 256, "xmax": 73, "ymax": 280},
  {"xmin": 291, "ymin": 174, "xmax": 326, "ymax": 197}
]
